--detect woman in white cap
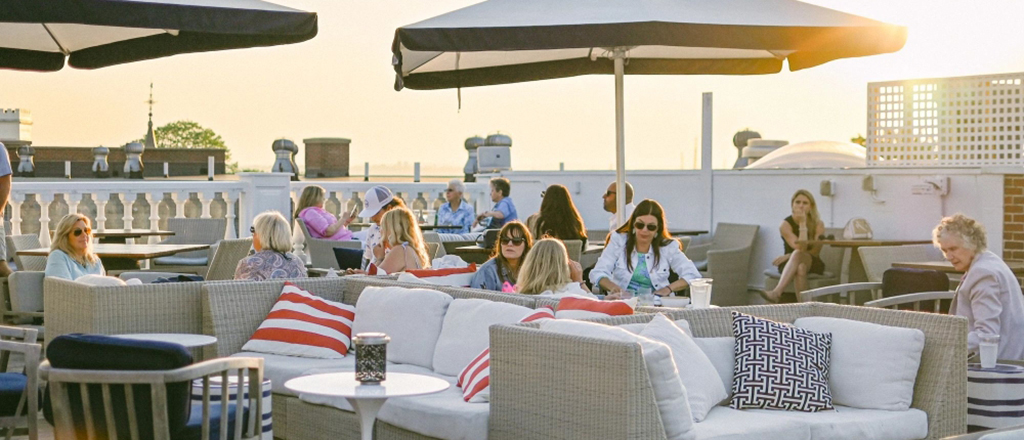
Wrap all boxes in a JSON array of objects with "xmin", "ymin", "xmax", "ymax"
[{"xmin": 357, "ymin": 185, "xmax": 406, "ymax": 270}]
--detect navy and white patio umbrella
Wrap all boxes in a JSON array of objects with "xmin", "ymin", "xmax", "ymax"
[
  {"xmin": 0, "ymin": 0, "xmax": 318, "ymax": 72},
  {"xmin": 393, "ymin": 0, "xmax": 907, "ymax": 223}
]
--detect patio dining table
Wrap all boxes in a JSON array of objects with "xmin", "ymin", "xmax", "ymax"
[
  {"xmin": 798, "ymin": 239, "xmax": 934, "ymax": 283},
  {"xmin": 18, "ymin": 243, "xmax": 210, "ymax": 270}
]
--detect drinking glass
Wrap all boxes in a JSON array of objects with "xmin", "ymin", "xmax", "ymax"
[
  {"xmin": 980, "ymin": 333, "xmax": 1000, "ymax": 369},
  {"xmin": 690, "ymin": 278, "xmax": 713, "ymax": 308},
  {"xmin": 637, "ymin": 288, "xmax": 654, "ymax": 307},
  {"xmin": 620, "ymin": 289, "xmax": 634, "ymax": 300}
]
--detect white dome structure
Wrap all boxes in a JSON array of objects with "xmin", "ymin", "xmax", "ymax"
[{"xmin": 744, "ymin": 140, "xmax": 866, "ymax": 169}]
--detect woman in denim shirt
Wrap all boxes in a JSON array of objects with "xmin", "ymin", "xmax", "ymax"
[{"xmin": 470, "ymin": 222, "xmax": 533, "ymax": 292}]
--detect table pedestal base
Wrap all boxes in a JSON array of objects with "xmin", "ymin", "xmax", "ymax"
[{"xmin": 347, "ymin": 397, "xmax": 386, "ymax": 440}]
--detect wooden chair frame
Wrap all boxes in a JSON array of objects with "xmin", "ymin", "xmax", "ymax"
[
  {"xmin": 0, "ymin": 326, "xmax": 40, "ymax": 440},
  {"xmin": 864, "ymin": 291, "xmax": 956, "ymax": 312},
  {"xmin": 41, "ymin": 356, "xmax": 263, "ymax": 440}
]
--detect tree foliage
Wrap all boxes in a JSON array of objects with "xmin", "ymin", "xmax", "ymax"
[
  {"xmin": 850, "ymin": 134, "xmax": 866, "ymax": 146},
  {"xmin": 134, "ymin": 120, "xmax": 237, "ymax": 169}
]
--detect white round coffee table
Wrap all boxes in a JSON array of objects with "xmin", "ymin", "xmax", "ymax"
[
  {"xmin": 286, "ymin": 372, "xmax": 450, "ymax": 440},
  {"xmin": 114, "ymin": 333, "xmax": 217, "ymax": 348}
]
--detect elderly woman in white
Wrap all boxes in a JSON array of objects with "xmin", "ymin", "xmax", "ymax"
[
  {"xmin": 590, "ymin": 199, "xmax": 700, "ymax": 299},
  {"xmin": 934, "ymin": 214, "xmax": 1024, "ymax": 360}
]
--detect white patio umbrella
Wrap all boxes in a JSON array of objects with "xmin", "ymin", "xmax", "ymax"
[
  {"xmin": 393, "ymin": 0, "xmax": 907, "ymax": 224},
  {"xmin": 1, "ymin": 0, "xmax": 317, "ymax": 72}
]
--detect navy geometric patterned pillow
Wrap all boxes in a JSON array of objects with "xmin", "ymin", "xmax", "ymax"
[{"xmin": 730, "ymin": 311, "xmax": 834, "ymax": 412}]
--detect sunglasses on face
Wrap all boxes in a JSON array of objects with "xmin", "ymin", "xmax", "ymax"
[
  {"xmin": 604, "ymin": 190, "xmax": 616, "ymax": 197},
  {"xmin": 634, "ymin": 221, "xmax": 658, "ymax": 232},
  {"xmin": 501, "ymin": 237, "xmax": 526, "ymax": 246},
  {"xmin": 540, "ymin": 191, "xmax": 546, "ymax": 198},
  {"xmin": 445, "ymin": 189, "xmax": 455, "ymax": 193},
  {"xmin": 73, "ymin": 227, "xmax": 92, "ymax": 237},
  {"xmin": 250, "ymin": 226, "xmax": 256, "ymax": 235}
]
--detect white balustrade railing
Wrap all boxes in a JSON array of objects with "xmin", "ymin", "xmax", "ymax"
[
  {"xmin": 289, "ymin": 181, "xmax": 493, "ymax": 224},
  {"xmin": 9, "ymin": 180, "xmax": 247, "ymax": 242}
]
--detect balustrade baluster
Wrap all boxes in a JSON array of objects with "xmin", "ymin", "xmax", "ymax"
[
  {"xmin": 94, "ymin": 192, "xmax": 109, "ymax": 232},
  {"xmin": 146, "ymin": 193, "xmax": 162, "ymax": 244},
  {"xmin": 68, "ymin": 192, "xmax": 82, "ymax": 216},
  {"xmin": 9, "ymin": 193, "xmax": 24, "ymax": 236},
  {"xmin": 37, "ymin": 193, "xmax": 53, "ymax": 247},
  {"xmin": 198, "ymin": 192, "xmax": 213, "ymax": 219},
  {"xmin": 171, "ymin": 192, "xmax": 187, "ymax": 219},
  {"xmin": 223, "ymin": 191, "xmax": 239, "ymax": 239},
  {"xmin": 121, "ymin": 193, "xmax": 135, "ymax": 232}
]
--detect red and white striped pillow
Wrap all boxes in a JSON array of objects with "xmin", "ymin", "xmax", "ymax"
[
  {"xmin": 241, "ymin": 282, "xmax": 357, "ymax": 359},
  {"xmin": 555, "ymin": 296, "xmax": 636, "ymax": 320},
  {"xmin": 457, "ymin": 307, "xmax": 554, "ymax": 402}
]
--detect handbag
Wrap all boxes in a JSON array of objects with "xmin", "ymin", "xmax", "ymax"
[{"xmin": 842, "ymin": 217, "xmax": 873, "ymax": 240}]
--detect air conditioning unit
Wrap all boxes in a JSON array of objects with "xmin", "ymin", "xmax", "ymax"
[{"xmin": 477, "ymin": 146, "xmax": 511, "ymax": 173}]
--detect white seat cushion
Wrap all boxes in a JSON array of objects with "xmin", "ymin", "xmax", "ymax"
[
  {"xmin": 432, "ymin": 298, "xmax": 533, "ymax": 376},
  {"xmin": 153, "ymin": 256, "xmax": 208, "ymax": 266},
  {"xmin": 795, "ymin": 317, "xmax": 924, "ymax": 411},
  {"xmin": 377, "ymin": 373, "xmax": 490, "ymax": 440},
  {"xmin": 230, "ymin": 352, "xmax": 354, "ymax": 395},
  {"xmin": 352, "ymin": 286, "xmax": 454, "ymax": 369},
  {"xmin": 694, "ymin": 406, "xmax": 810, "ymax": 440},
  {"xmin": 748, "ymin": 406, "xmax": 928, "ymax": 440}
]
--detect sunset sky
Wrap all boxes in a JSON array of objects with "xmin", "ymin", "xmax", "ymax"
[{"xmin": 2, "ymin": 0, "xmax": 1023, "ymax": 173}]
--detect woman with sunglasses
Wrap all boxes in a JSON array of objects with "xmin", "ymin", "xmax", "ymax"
[
  {"xmin": 590, "ymin": 199, "xmax": 700, "ymax": 299},
  {"xmin": 45, "ymin": 213, "xmax": 104, "ymax": 280},
  {"xmin": 235, "ymin": 211, "xmax": 306, "ymax": 281},
  {"xmin": 470, "ymin": 221, "xmax": 532, "ymax": 292},
  {"xmin": 526, "ymin": 184, "xmax": 588, "ymax": 248},
  {"xmin": 516, "ymin": 238, "xmax": 592, "ymax": 298}
]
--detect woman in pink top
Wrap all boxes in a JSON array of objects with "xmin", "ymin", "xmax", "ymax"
[{"xmin": 294, "ymin": 185, "xmax": 354, "ymax": 240}]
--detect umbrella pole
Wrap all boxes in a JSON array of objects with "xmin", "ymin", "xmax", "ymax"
[{"xmin": 614, "ymin": 48, "xmax": 627, "ymax": 229}]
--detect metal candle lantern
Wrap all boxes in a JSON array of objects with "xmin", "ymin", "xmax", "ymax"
[{"xmin": 353, "ymin": 332, "xmax": 390, "ymax": 384}]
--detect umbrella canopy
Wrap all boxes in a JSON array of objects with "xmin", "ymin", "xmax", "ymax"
[
  {"xmin": 392, "ymin": 0, "xmax": 906, "ymax": 225},
  {"xmin": 393, "ymin": 0, "xmax": 906, "ymax": 90},
  {"xmin": 1, "ymin": 0, "xmax": 318, "ymax": 72}
]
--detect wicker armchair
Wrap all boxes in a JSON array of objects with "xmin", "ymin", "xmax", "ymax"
[
  {"xmin": 296, "ymin": 221, "xmax": 360, "ymax": 270},
  {"xmin": 763, "ymin": 227, "xmax": 845, "ymax": 295},
  {"xmin": 684, "ymin": 223, "xmax": 760, "ymax": 306},
  {"xmin": 118, "ymin": 237, "xmax": 253, "ymax": 282},
  {"xmin": 151, "ymin": 218, "xmax": 228, "ymax": 274},
  {"xmin": 3, "ymin": 271, "xmax": 44, "ymax": 342},
  {"xmin": 6, "ymin": 235, "xmax": 45, "ymax": 272},
  {"xmin": 488, "ymin": 303, "xmax": 967, "ymax": 440}
]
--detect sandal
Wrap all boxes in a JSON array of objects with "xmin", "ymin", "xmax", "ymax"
[{"xmin": 755, "ymin": 289, "xmax": 780, "ymax": 304}]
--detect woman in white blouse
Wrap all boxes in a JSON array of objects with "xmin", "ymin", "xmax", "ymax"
[{"xmin": 590, "ymin": 199, "xmax": 700, "ymax": 299}]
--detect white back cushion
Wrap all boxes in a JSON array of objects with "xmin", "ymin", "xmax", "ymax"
[
  {"xmin": 795, "ymin": 317, "xmax": 924, "ymax": 411},
  {"xmin": 540, "ymin": 319, "xmax": 695, "ymax": 440},
  {"xmin": 694, "ymin": 337, "xmax": 735, "ymax": 400},
  {"xmin": 352, "ymin": 286, "xmax": 453, "ymax": 368},
  {"xmin": 432, "ymin": 298, "xmax": 533, "ymax": 376},
  {"xmin": 640, "ymin": 314, "xmax": 727, "ymax": 423},
  {"xmin": 620, "ymin": 318, "xmax": 692, "ymax": 336}
]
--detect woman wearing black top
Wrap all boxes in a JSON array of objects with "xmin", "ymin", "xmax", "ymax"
[{"xmin": 760, "ymin": 189, "xmax": 826, "ymax": 303}]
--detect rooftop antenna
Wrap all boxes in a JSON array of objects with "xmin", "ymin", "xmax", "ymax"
[{"xmin": 144, "ymin": 82, "xmax": 157, "ymax": 149}]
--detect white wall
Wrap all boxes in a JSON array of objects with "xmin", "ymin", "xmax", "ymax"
[{"xmin": 502, "ymin": 167, "xmax": 1008, "ymax": 290}]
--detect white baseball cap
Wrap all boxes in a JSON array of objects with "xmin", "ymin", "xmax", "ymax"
[{"xmin": 359, "ymin": 186, "xmax": 395, "ymax": 218}]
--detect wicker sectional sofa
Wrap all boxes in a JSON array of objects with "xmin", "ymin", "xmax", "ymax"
[
  {"xmin": 45, "ymin": 274, "xmax": 968, "ymax": 440},
  {"xmin": 488, "ymin": 303, "xmax": 967, "ymax": 440}
]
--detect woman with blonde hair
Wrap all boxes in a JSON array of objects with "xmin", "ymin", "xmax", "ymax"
[
  {"xmin": 516, "ymin": 238, "xmax": 591, "ymax": 298},
  {"xmin": 934, "ymin": 214, "xmax": 1024, "ymax": 360},
  {"xmin": 45, "ymin": 213, "xmax": 104, "ymax": 279},
  {"xmin": 375, "ymin": 207, "xmax": 430, "ymax": 273},
  {"xmin": 235, "ymin": 211, "xmax": 306, "ymax": 281},
  {"xmin": 759, "ymin": 189, "xmax": 827, "ymax": 303},
  {"xmin": 294, "ymin": 185, "xmax": 354, "ymax": 240}
]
